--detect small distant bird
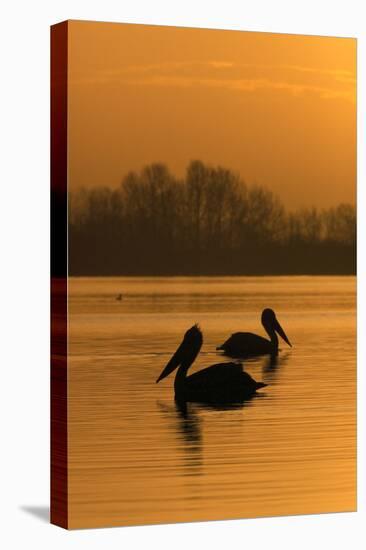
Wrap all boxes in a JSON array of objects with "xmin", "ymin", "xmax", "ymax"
[
  {"xmin": 156, "ymin": 325, "xmax": 266, "ymax": 404},
  {"xmin": 217, "ymin": 308, "xmax": 292, "ymax": 358},
  {"xmin": 116, "ymin": 293, "xmax": 123, "ymax": 301}
]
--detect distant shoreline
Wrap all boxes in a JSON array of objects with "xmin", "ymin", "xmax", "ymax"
[
  {"xmin": 67, "ymin": 271, "xmax": 356, "ymax": 278},
  {"xmin": 69, "ymin": 162, "xmax": 356, "ymax": 279}
]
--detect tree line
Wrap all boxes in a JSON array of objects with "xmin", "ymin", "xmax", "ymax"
[{"xmin": 69, "ymin": 160, "xmax": 356, "ymax": 275}]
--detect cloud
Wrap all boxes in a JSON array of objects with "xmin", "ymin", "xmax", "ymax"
[{"xmin": 70, "ymin": 60, "xmax": 355, "ymax": 102}]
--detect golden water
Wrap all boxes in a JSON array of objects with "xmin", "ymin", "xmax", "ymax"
[{"xmin": 68, "ymin": 276, "xmax": 356, "ymax": 528}]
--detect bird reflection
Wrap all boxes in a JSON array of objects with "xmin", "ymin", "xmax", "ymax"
[
  {"xmin": 157, "ymin": 400, "xmax": 202, "ymax": 474},
  {"xmin": 262, "ymin": 351, "xmax": 291, "ymax": 384},
  {"xmin": 158, "ymin": 393, "xmax": 260, "ymax": 454},
  {"xmin": 157, "ymin": 400, "xmax": 201, "ymax": 445},
  {"xmin": 174, "ymin": 400, "xmax": 202, "ymax": 448}
]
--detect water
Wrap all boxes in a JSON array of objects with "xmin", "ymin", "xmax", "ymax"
[{"xmin": 68, "ymin": 276, "xmax": 356, "ymax": 529}]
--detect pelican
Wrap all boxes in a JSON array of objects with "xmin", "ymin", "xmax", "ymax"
[
  {"xmin": 217, "ymin": 308, "xmax": 292, "ymax": 358},
  {"xmin": 156, "ymin": 325, "xmax": 267, "ymax": 403}
]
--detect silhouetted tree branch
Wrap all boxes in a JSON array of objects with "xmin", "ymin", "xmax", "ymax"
[{"xmin": 69, "ymin": 161, "xmax": 356, "ymax": 276}]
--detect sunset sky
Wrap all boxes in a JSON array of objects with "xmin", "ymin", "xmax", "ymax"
[{"xmin": 68, "ymin": 20, "xmax": 356, "ymax": 209}]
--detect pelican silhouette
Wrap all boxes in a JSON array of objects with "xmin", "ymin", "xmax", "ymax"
[
  {"xmin": 217, "ymin": 308, "xmax": 292, "ymax": 358},
  {"xmin": 156, "ymin": 325, "xmax": 267, "ymax": 403}
]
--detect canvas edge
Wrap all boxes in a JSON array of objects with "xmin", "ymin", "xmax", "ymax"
[{"xmin": 50, "ymin": 20, "xmax": 69, "ymax": 530}]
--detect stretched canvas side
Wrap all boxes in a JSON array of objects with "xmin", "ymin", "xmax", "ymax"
[{"xmin": 50, "ymin": 20, "xmax": 68, "ymax": 529}]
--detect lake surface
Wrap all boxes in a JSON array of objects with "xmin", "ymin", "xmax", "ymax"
[{"xmin": 68, "ymin": 276, "xmax": 356, "ymax": 529}]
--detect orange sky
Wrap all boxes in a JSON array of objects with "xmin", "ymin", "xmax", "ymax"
[{"xmin": 68, "ymin": 20, "xmax": 356, "ymax": 209}]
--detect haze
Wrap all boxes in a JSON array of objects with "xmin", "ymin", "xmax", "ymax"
[{"xmin": 68, "ymin": 21, "xmax": 356, "ymax": 209}]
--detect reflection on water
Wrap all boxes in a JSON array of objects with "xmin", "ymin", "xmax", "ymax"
[
  {"xmin": 68, "ymin": 276, "xmax": 356, "ymax": 529},
  {"xmin": 158, "ymin": 401, "xmax": 203, "ymax": 475},
  {"xmin": 262, "ymin": 352, "xmax": 291, "ymax": 384}
]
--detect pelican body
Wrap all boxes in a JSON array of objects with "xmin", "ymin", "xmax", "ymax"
[
  {"xmin": 217, "ymin": 308, "xmax": 292, "ymax": 358},
  {"xmin": 156, "ymin": 325, "xmax": 266, "ymax": 403}
]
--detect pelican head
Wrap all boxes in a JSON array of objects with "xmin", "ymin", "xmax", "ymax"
[
  {"xmin": 261, "ymin": 308, "xmax": 292, "ymax": 348},
  {"xmin": 156, "ymin": 324, "xmax": 203, "ymax": 383}
]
